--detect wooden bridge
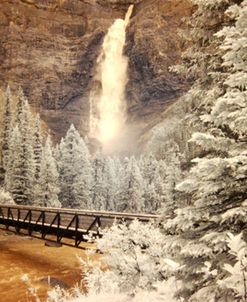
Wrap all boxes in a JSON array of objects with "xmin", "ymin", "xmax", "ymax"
[{"xmin": 0, "ymin": 204, "xmax": 159, "ymax": 248}]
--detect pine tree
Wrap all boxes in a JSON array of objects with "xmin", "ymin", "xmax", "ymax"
[
  {"xmin": 33, "ymin": 114, "xmax": 43, "ymax": 181},
  {"xmin": 59, "ymin": 125, "xmax": 92, "ymax": 209},
  {"xmin": 143, "ymin": 183, "xmax": 159, "ymax": 213},
  {"xmin": 1, "ymin": 86, "xmax": 13, "ymax": 174},
  {"xmin": 141, "ymin": 154, "xmax": 158, "ymax": 185},
  {"xmin": 212, "ymin": 0, "xmax": 247, "ymax": 141},
  {"xmin": 5, "ymin": 126, "xmax": 28, "ymax": 204},
  {"xmin": 15, "ymin": 86, "xmax": 26, "ymax": 126},
  {"xmin": 141, "ymin": 155, "xmax": 170, "ymax": 212},
  {"xmin": 73, "ymin": 133, "xmax": 93, "ymax": 209},
  {"xmin": 161, "ymin": 1, "xmax": 247, "ymax": 300},
  {"xmin": 19, "ymin": 99, "xmax": 35, "ymax": 202},
  {"xmin": 91, "ymin": 153, "xmax": 107, "ymax": 210},
  {"xmin": 118, "ymin": 157, "xmax": 144, "ymax": 213},
  {"xmin": 104, "ymin": 157, "xmax": 119, "ymax": 211},
  {"xmin": 37, "ymin": 136, "xmax": 61, "ymax": 208},
  {"xmin": 5, "ymin": 97, "xmax": 35, "ymax": 204}
]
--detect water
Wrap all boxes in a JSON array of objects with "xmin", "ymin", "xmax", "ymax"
[{"xmin": 90, "ymin": 5, "xmax": 134, "ymax": 152}]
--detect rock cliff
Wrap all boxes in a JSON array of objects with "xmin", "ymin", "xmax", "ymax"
[{"xmin": 0, "ymin": 0, "xmax": 193, "ymax": 142}]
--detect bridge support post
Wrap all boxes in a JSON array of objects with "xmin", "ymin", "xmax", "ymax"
[
  {"xmin": 75, "ymin": 214, "xmax": 80, "ymax": 247},
  {"xmin": 27, "ymin": 210, "xmax": 32, "ymax": 236},
  {"xmin": 6, "ymin": 208, "xmax": 10, "ymax": 230},
  {"xmin": 16, "ymin": 209, "xmax": 21, "ymax": 234},
  {"xmin": 96, "ymin": 216, "xmax": 101, "ymax": 237},
  {"xmin": 56, "ymin": 213, "xmax": 61, "ymax": 242},
  {"xmin": 41, "ymin": 211, "xmax": 46, "ymax": 239}
]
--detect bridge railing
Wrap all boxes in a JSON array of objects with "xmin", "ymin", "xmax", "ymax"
[{"xmin": 0, "ymin": 204, "xmax": 159, "ymax": 247}]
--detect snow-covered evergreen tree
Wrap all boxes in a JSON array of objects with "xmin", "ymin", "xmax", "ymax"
[
  {"xmin": 33, "ymin": 114, "xmax": 43, "ymax": 181},
  {"xmin": 1, "ymin": 86, "xmax": 13, "ymax": 174},
  {"xmin": 118, "ymin": 157, "xmax": 144, "ymax": 212},
  {"xmin": 143, "ymin": 183, "xmax": 159, "ymax": 213},
  {"xmin": 212, "ymin": 1, "xmax": 247, "ymax": 141},
  {"xmin": 59, "ymin": 125, "xmax": 92, "ymax": 209},
  {"xmin": 73, "ymin": 133, "xmax": 93, "ymax": 209},
  {"xmin": 104, "ymin": 157, "xmax": 119, "ymax": 211},
  {"xmin": 5, "ymin": 126, "xmax": 29, "ymax": 204},
  {"xmin": 141, "ymin": 154, "xmax": 158, "ymax": 185},
  {"xmin": 91, "ymin": 153, "xmax": 107, "ymax": 210},
  {"xmin": 4, "ymin": 95, "xmax": 36, "ymax": 204},
  {"xmin": 37, "ymin": 136, "xmax": 61, "ymax": 208},
  {"xmin": 141, "ymin": 155, "xmax": 174, "ymax": 212},
  {"xmin": 19, "ymin": 99, "xmax": 35, "ymax": 202},
  {"xmin": 217, "ymin": 232, "xmax": 247, "ymax": 301},
  {"xmin": 15, "ymin": 86, "xmax": 26, "ymax": 126},
  {"xmin": 161, "ymin": 1, "xmax": 247, "ymax": 300}
]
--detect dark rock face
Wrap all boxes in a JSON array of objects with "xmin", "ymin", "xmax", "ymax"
[
  {"xmin": 126, "ymin": 0, "xmax": 193, "ymax": 121},
  {"xmin": 0, "ymin": 0, "xmax": 192, "ymax": 142}
]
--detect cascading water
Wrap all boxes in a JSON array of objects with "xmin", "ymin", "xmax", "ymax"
[{"xmin": 89, "ymin": 5, "xmax": 134, "ymax": 153}]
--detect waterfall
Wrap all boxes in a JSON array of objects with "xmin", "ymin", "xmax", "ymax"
[{"xmin": 89, "ymin": 5, "xmax": 134, "ymax": 152}]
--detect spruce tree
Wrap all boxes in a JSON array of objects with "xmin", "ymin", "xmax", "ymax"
[
  {"xmin": 5, "ymin": 126, "xmax": 28, "ymax": 204},
  {"xmin": 118, "ymin": 157, "xmax": 144, "ymax": 213},
  {"xmin": 38, "ymin": 136, "xmax": 61, "ymax": 208},
  {"xmin": 15, "ymin": 86, "xmax": 26, "ymax": 126},
  {"xmin": 5, "ymin": 97, "xmax": 35, "ymax": 204},
  {"xmin": 141, "ymin": 154, "xmax": 158, "ymax": 185},
  {"xmin": 104, "ymin": 157, "xmax": 119, "ymax": 211},
  {"xmin": 1, "ymin": 86, "xmax": 13, "ymax": 175},
  {"xmin": 91, "ymin": 153, "xmax": 107, "ymax": 210},
  {"xmin": 143, "ymin": 183, "xmax": 159, "ymax": 213},
  {"xmin": 162, "ymin": 1, "xmax": 247, "ymax": 300},
  {"xmin": 141, "ymin": 155, "xmax": 170, "ymax": 212},
  {"xmin": 73, "ymin": 133, "xmax": 93, "ymax": 209},
  {"xmin": 19, "ymin": 99, "xmax": 35, "ymax": 202},
  {"xmin": 33, "ymin": 114, "xmax": 43, "ymax": 181},
  {"xmin": 59, "ymin": 125, "xmax": 92, "ymax": 209}
]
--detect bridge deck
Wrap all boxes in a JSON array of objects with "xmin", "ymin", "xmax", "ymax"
[{"xmin": 0, "ymin": 204, "xmax": 159, "ymax": 248}]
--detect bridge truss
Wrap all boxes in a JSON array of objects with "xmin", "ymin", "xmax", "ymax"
[{"xmin": 0, "ymin": 204, "xmax": 158, "ymax": 248}]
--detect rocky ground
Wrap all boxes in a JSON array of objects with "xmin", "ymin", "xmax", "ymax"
[{"xmin": 0, "ymin": 229, "xmax": 96, "ymax": 302}]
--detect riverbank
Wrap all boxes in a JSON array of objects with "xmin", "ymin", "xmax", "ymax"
[{"xmin": 0, "ymin": 229, "xmax": 96, "ymax": 302}]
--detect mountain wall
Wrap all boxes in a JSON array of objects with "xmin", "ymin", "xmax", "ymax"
[{"xmin": 0, "ymin": 0, "xmax": 193, "ymax": 142}]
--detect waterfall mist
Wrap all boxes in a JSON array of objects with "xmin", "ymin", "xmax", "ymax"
[{"xmin": 89, "ymin": 5, "xmax": 134, "ymax": 154}]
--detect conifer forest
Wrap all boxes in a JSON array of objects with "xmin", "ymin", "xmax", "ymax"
[{"xmin": 0, "ymin": 0, "xmax": 246, "ymax": 301}]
